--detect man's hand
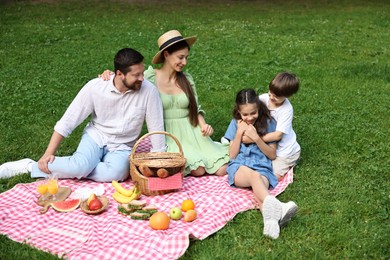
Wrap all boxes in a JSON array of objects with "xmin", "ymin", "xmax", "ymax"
[{"xmin": 38, "ymin": 155, "xmax": 55, "ymax": 174}]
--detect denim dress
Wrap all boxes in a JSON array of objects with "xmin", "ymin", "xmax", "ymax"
[{"xmin": 224, "ymin": 119, "xmax": 278, "ymax": 189}]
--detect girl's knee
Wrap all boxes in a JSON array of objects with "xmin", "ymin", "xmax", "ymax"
[{"xmin": 248, "ymin": 170, "xmax": 263, "ymax": 183}]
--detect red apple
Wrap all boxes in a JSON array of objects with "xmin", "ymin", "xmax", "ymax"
[{"xmin": 89, "ymin": 198, "xmax": 102, "ymax": 211}]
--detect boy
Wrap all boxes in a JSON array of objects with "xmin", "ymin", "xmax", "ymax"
[{"xmin": 259, "ymin": 72, "xmax": 300, "ymax": 180}]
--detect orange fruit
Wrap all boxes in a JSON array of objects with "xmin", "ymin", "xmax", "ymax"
[
  {"xmin": 149, "ymin": 212, "xmax": 170, "ymax": 230},
  {"xmin": 184, "ymin": 209, "xmax": 197, "ymax": 222},
  {"xmin": 181, "ymin": 199, "xmax": 195, "ymax": 212}
]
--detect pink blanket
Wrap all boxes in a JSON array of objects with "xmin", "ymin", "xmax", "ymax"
[{"xmin": 0, "ymin": 169, "xmax": 293, "ymax": 259}]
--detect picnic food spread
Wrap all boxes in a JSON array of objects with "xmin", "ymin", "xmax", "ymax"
[
  {"xmin": 35, "ymin": 177, "xmax": 198, "ymax": 225},
  {"xmin": 33, "ymin": 133, "xmax": 199, "ymax": 230}
]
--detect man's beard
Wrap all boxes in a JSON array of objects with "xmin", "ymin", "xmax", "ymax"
[{"xmin": 124, "ymin": 79, "xmax": 142, "ymax": 91}]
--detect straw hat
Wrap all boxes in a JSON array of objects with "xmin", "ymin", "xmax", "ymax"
[{"xmin": 152, "ymin": 30, "xmax": 197, "ymax": 64}]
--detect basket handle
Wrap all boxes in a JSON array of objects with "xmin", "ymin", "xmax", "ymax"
[{"xmin": 131, "ymin": 131, "xmax": 184, "ymax": 159}]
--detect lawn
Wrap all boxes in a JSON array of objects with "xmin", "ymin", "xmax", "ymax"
[{"xmin": 0, "ymin": 0, "xmax": 389, "ymax": 259}]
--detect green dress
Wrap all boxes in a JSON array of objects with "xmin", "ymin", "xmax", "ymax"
[{"xmin": 144, "ymin": 66, "xmax": 229, "ymax": 175}]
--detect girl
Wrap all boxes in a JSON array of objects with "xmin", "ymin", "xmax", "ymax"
[{"xmin": 223, "ymin": 88, "xmax": 298, "ymax": 239}]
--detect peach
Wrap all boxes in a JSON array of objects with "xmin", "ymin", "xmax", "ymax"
[{"xmin": 184, "ymin": 209, "xmax": 197, "ymax": 222}]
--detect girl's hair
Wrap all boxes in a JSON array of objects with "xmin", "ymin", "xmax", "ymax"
[
  {"xmin": 233, "ymin": 88, "xmax": 272, "ymax": 136},
  {"xmin": 269, "ymin": 72, "xmax": 299, "ymax": 97},
  {"xmin": 164, "ymin": 41, "xmax": 199, "ymax": 126}
]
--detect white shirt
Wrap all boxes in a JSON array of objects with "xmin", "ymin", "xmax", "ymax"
[
  {"xmin": 259, "ymin": 93, "xmax": 300, "ymax": 157},
  {"xmin": 54, "ymin": 75, "xmax": 165, "ymax": 152}
]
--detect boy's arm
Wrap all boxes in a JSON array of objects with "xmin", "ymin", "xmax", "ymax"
[
  {"xmin": 262, "ymin": 131, "xmax": 283, "ymax": 143},
  {"xmin": 242, "ymin": 130, "xmax": 283, "ymax": 143},
  {"xmin": 245, "ymin": 124, "xmax": 276, "ymax": 160}
]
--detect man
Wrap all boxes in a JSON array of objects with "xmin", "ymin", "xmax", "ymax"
[{"xmin": 0, "ymin": 48, "xmax": 165, "ymax": 182}]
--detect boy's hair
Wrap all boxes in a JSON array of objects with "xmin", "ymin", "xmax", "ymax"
[
  {"xmin": 114, "ymin": 48, "xmax": 144, "ymax": 75},
  {"xmin": 269, "ymin": 72, "xmax": 299, "ymax": 97},
  {"xmin": 233, "ymin": 88, "xmax": 273, "ymax": 136}
]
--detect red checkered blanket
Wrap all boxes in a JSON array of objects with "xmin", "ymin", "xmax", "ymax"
[{"xmin": 0, "ymin": 169, "xmax": 293, "ymax": 259}]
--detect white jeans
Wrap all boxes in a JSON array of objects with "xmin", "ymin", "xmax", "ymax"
[{"xmin": 31, "ymin": 133, "xmax": 131, "ymax": 182}]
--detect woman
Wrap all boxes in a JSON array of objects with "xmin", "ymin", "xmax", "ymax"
[{"xmin": 145, "ymin": 30, "xmax": 229, "ymax": 176}]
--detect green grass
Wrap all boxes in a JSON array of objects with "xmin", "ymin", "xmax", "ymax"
[{"xmin": 1, "ymin": 0, "xmax": 389, "ymax": 259}]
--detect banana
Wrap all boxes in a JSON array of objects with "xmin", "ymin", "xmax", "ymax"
[
  {"xmin": 112, "ymin": 180, "xmax": 134, "ymax": 197},
  {"xmin": 112, "ymin": 191, "xmax": 134, "ymax": 204},
  {"xmin": 127, "ymin": 189, "xmax": 142, "ymax": 202},
  {"xmin": 134, "ymin": 190, "xmax": 142, "ymax": 200},
  {"xmin": 112, "ymin": 181, "xmax": 142, "ymax": 204}
]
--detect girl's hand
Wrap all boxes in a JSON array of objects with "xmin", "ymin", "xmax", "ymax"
[
  {"xmin": 201, "ymin": 124, "xmax": 214, "ymax": 136},
  {"xmin": 244, "ymin": 124, "xmax": 260, "ymax": 142},
  {"xmin": 237, "ymin": 120, "xmax": 248, "ymax": 136},
  {"xmin": 98, "ymin": 70, "xmax": 114, "ymax": 81},
  {"xmin": 37, "ymin": 155, "xmax": 55, "ymax": 174},
  {"xmin": 242, "ymin": 134, "xmax": 254, "ymax": 144}
]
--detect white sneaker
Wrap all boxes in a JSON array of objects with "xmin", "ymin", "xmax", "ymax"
[
  {"xmin": 262, "ymin": 195, "xmax": 282, "ymax": 239},
  {"xmin": 280, "ymin": 201, "xmax": 298, "ymax": 227},
  {"xmin": 0, "ymin": 158, "xmax": 35, "ymax": 179}
]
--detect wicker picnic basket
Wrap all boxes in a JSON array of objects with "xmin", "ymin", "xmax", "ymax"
[{"xmin": 130, "ymin": 131, "xmax": 186, "ymax": 196}]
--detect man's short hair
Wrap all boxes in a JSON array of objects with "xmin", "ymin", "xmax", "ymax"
[{"xmin": 114, "ymin": 48, "xmax": 144, "ymax": 74}]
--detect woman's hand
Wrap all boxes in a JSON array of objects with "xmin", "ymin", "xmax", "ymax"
[
  {"xmin": 37, "ymin": 154, "xmax": 55, "ymax": 174},
  {"xmin": 201, "ymin": 124, "xmax": 214, "ymax": 136},
  {"xmin": 98, "ymin": 70, "xmax": 114, "ymax": 81}
]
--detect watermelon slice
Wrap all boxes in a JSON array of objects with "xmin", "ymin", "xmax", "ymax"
[{"xmin": 51, "ymin": 199, "xmax": 81, "ymax": 212}]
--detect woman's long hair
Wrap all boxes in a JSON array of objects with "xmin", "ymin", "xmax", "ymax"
[
  {"xmin": 233, "ymin": 88, "xmax": 272, "ymax": 136},
  {"xmin": 164, "ymin": 41, "xmax": 199, "ymax": 126}
]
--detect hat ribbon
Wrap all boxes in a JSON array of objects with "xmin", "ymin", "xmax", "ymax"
[{"xmin": 159, "ymin": 36, "xmax": 184, "ymax": 50}]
